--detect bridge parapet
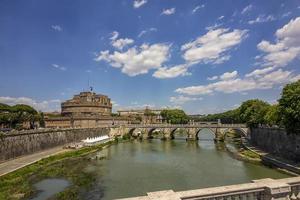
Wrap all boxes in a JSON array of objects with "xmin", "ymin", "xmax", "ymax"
[
  {"xmin": 120, "ymin": 123, "xmax": 247, "ymax": 129},
  {"xmin": 117, "ymin": 177, "xmax": 300, "ymax": 200}
]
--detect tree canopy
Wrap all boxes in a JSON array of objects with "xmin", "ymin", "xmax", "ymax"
[
  {"xmin": 0, "ymin": 103, "xmax": 41, "ymax": 129},
  {"xmin": 161, "ymin": 109, "xmax": 189, "ymax": 124},
  {"xmin": 278, "ymin": 80, "xmax": 300, "ymax": 134},
  {"xmin": 239, "ymin": 99, "xmax": 270, "ymax": 127}
]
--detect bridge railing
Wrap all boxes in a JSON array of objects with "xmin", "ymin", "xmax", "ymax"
[
  {"xmin": 114, "ymin": 123, "xmax": 247, "ymax": 128},
  {"xmin": 117, "ymin": 177, "xmax": 300, "ymax": 200}
]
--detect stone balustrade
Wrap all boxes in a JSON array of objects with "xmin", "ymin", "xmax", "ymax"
[{"xmin": 117, "ymin": 177, "xmax": 300, "ymax": 200}]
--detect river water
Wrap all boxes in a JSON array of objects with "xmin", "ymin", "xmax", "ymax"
[{"xmin": 81, "ymin": 129, "xmax": 290, "ymax": 200}]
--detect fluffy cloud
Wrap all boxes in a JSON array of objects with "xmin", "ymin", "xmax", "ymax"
[
  {"xmin": 207, "ymin": 76, "xmax": 218, "ymax": 81},
  {"xmin": 175, "ymin": 69, "xmax": 298, "ymax": 96},
  {"xmin": 111, "ymin": 38, "xmax": 134, "ymax": 50},
  {"xmin": 51, "ymin": 25, "xmax": 62, "ymax": 32},
  {"xmin": 241, "ymin": 4, "xmax": 253, "ymax": 14},
  {"xmin": 218, "ymin": 16, "xmax": 224, "ymax": 20},
  {"xmin": 133, "ymin": 0, "xmax": 147, "ymax": 8},
  {"xmin": 109, "ymin": 31, "xmax": 134, "ymax": 50},
  {"xmin": 153, "ymin": 64, "xmax": 191, "ymax": 79},
  {"xmin": 110, "ymin": 31, "xmax": 119, "ymax": 40},
  {"xmin": 181, "ymin": 28, "xmax": 248, "ymax": 64},
  {"xmin": 52, "ymin": 64, "xmax": 66, "ymax": 71},
  {"xmin": 220, "ymin": 71, "xmax": 238, "ymax": 80},
  {"xmin": 161, "ymin": 8, "xmax": 176, "ymax": 15},
  {"xmin": 0, "ymin": 97, "xmax": 61, "ymax": 112},
  {"xmin": 170, "ymin": 95, "xmax": 202, "ymax": 105},
  {"xmin": 245, "ymin": 67, "xmax": 274, "ymax": 78},
  {"xmin": 248, "ymin": 15, "xmax": 275, "ymax": 24},
  {"xmin": 257, "ymin": 17, "xmax": 300, "ymax": 68},
  {"xmin": 192, "ymin": 4, "xmax": 205, "ymax": 13},
  {"xmin": 95, "ymin": 43, "xmax": 171, "ymax": 76}
]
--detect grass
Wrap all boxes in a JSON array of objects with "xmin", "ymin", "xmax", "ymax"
[
  {"xmin": 0, "ymin": 139, "xmax": 121, "ymax": 200},
  {"xmin": 239, "ymin": 149, "xmax": 261, "ymax": 160}
]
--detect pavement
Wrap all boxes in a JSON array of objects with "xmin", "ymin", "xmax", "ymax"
[{"xmin": 0, "ymin": 146, "xmax": 71, "ymax": 177}]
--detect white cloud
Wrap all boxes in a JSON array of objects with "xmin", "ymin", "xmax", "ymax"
[
  {"xmin": 138, "ymin": 27, "xmax": 157, "ymax": 38},
  {"xmin": 257, "ymin": 17, "xmax": 300, "ymax": 68},
  {"xmin": 170, "ymin": 95, "xmax": 202, "ymax": 105},
  {"xmin": 241, "ymin": 4, "xmax": 253, "ymax": 15},
  {"xmin": 218, "ymin": 15, "xmax": 224, "ymax": 20},
  {"xmin": 133, "ymin": 0, "xmax": 147, "ymax": 8},
  {"xmin": 245, "ymin": 67, "xmax": 274, "ymax": 78},
  {"xmin": 161, "ymin": 8, "xmax": 176, "ymax": 15},
  {"xmin": 220, "ymin": 71, "xmax": 238, "ymax": 80},
  {"xmin": 207, "ymin": 76, "xmax": 218, "ymax": 81},
  {"xmin": 282, "ymin": 12, "xmax": 292, "ymax": 18},
  {"xmin": 175, "ymin": 69, "xmax": 299, "ymax": 96},
  {"xmin": 205, "ymin": 23, "xmax": 223, "ymax": 31},
  {"xmin": 51, "ymin": 25, "xmax": 62, "ymax": 32},
  {"xmin": 291, "ymin": 74, "xmax": 300, "ymax": 82},
  {"xmin": 111, "ymin": 38, "xmax": 134, "ymax": 50},
  {"xmin": 0, "ymin": 97, "xmax": 61, "ymax": 112},
  {"xmin": 192, "ymin": 5, "xmax": 205, "ymax": 13},
  {"xmin": 109, "ymin": 31, "xmax": 134, "ymax": 50},
  {"xmin": 248, "ymin": 15, "xmax": 275, "ymax": 24},
  {"xmin": 95, "ymin": 43, "xmax": 171, "ymax": 76},
  {"xmin": 153, "ymin": 64, "xmax": 191, "ymax": 79},
  {"xmin": 181, "ymin": 28, "xmax": 248, "ymax": 64},
  {"xmin": 52, "ymin": 64, "xmax": 66, "ymax": 71},
  {"xmin": 110, "ymin": 31, "xmax": 119, "ymax": 40}
]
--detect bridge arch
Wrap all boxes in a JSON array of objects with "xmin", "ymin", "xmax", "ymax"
[
  {"xmin": 128, "ymin": 128, "xmax": 144, "ymax": 138},
  {"xmin": 196, "ymin": 128, "xmax": 217, "ymax": 140},
  {"xmin": 147, "ymin": 128, "xmax": 164, "ymax": 139},
  {"xmin": 170, "ymin": 128, "xmax": 189, "ymax": 140},
  {"xmin": 222, "ymin": 128, "xmax": 247, "ymax": 138}
]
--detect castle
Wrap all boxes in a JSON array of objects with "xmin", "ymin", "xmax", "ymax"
[{"xmin": 45, "ymin": 91, "xmax": 130, "ymax": 128}]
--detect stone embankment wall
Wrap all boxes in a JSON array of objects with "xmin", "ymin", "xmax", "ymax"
[
  {"xmin": 0, "ymin": 128, "xmax": 109, "ymax": 161},
  {"xmin": 250, "ymin": 128, "xmax": 300, "ymax": 162}
]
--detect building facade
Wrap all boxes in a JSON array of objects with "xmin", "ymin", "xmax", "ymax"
[
  {"xmin": 117, "ymin": 108, "xmax": 164, "ymax": 124},
  {"xmin": 45, "ymin": 91, "xmax": 133, "ymax": 128},
  {"xmin": 61, "ymin": 91, "xmax": 112, "ymax": 117}
]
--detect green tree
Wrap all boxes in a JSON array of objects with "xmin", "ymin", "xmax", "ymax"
[
  {"xmin": 39, "ymin": 112, "xmax": 45, "ymax": 128},
  {"xmin": 239, "ymin": 99, "xmax": 270, "ymax": 128},
  {"xmin": 161, "ymin": 109, "xmax": 189, "ymax": 124},
  {"xmin": 198, "ymin": 108, "xmax": 241, "ymax": 123},
  {"xmin": 264, "ymin": 104, "xmax": 280, "ymax": 126},
  {"xmin": 278, "ymin": 80, "xmax": 300, "ymax": 134}
]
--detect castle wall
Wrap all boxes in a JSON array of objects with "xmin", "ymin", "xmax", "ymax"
[{"xmin": 0, "ymin": 128, "xmax": 109, "ymax": 161}]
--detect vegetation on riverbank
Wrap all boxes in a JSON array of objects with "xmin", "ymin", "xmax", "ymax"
[
  {"xmin": 0, "ymin": 139, "xmax": 127, "ymax": 200},
  {"xmin": 194, "ymin": 80, "xmax": 300, "ymax": 134}
]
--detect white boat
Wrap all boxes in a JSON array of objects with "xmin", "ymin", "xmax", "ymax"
[{"xmin": 82, "ymin": 135, "xmax": 111, "ymax": 146}]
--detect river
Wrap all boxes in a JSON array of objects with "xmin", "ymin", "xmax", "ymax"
[{"xmin": 78, "ymin": 129, "xmax": 290, "ymax": 200}]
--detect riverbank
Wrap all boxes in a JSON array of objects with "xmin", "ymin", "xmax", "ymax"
[
  {"xmin": 0, "ymin": 146, "xmax": 70, "ymax": 177},
  {"xmin": 0, "ymin": 138, "xmax": 125, "ymax": 200},
  {"xmin": 241, "ymin": 138, "xmax": 300, "ymax": 175},
  {"xmin": 222, "ymin": 132, "xmax": 298, "ymax": 176}
]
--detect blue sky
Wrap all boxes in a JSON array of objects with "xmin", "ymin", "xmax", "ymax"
[{"xmin": 0, "ymin": 0, "xmax": 300, "ymax": 114}]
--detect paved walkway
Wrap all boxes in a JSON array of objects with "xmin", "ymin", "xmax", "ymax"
[{"xmin": 0, "ymin": 146, "xmax": 71, "ymax": 177}]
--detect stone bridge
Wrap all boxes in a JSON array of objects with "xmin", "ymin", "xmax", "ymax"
[
  {"xmin": 117, "ymin": 177, "xmax": 300, "ymax": 200},
  {"xmin": 109, "ymin": 123, "xmax": 249, "ymax": 141}
]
